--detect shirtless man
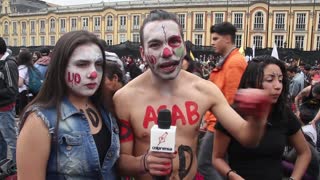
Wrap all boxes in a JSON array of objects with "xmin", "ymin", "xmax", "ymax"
[{"xmin": 114, "ymin": 9, "xmax": 271, "ymax": 180}]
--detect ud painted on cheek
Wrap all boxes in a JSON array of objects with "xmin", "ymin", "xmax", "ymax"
[{"xmin": 67, "ymin": 72, "xmax": 81, "ymax": 86}]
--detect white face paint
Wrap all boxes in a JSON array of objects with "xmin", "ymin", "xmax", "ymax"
[
  {"xmin": 141, "ymin": 20, "xmax": 186, "ymax": 80},
  {"xmin": 65, "ymin": 43, "xmax": 103, "ymax": 97}
]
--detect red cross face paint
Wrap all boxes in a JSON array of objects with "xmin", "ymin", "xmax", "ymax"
[
  {"xmin": 65, "ymin": 43, "xmax": 103, "ymax": 97},
  {"xmin": 142, "ymin": 20, "xmax": 186, "ymax": 80}
]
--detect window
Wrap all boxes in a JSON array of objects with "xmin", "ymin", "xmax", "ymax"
[
  {"xmin": 132, "ymin": 33, "xmax": 140, "ymax": 42},
  {"xmin": 4, "ymin": 22, "xmax": 9, "ymax": 34},
  {"xmin": 106, "ymin": 35, "xmax": 113, "ymax": 45},
  {"xmin": 316, "ymin": 36, "xmax": 320, "ymax": 50},
  {"xmin": 235, "ymin": 34, "xmax": 242, "ymax": 48},
  {"xmin": 296, "ymin": 13, "xmax": 306, "ymax": 31},
  {"xmin": 21, "ymin": 22, "xmax": 27, "ymax": 34},
  {"xmin": 234, "ymin": 13, "xmax": 243, "ymax": 29},
  {"xmin": 295, "ymin": 35, "xmax": 304, "ymax": 50},
  {"xmin": 119, "ymin": 16, "xmax": 126, "ymax": 30},
  {"xmin": 120, "ymin": 34, "xmax": 126, "ymax": 43},
  {"xmin": 94, "ymin": 16, "xmax": 101, "ymax": 31},
  {"xmin": 30, "ymin": 21, "xmax": 35, "ymax": 33},
  {"xmin": 60, "ymin": 19, "xmax": 66, "ymax": 32},
  {"xmin": 215, "ymin": 13, "xmax": 224, "ymax": 25},
  {"xmin": 318, "ymin": 13, "xmax": 320, "ymax": 31},
  {"xmin": 195, "ymin": 13, "xmax": 204, "ymax": 29},
  {"xmin": 50, "ymin": 36, "xmax": 56, "ymax": 46},
  {"xmin": 106, "ymin": 15, "xmax": 113, "ymax": 31},
  {"xmin": 275, "ymin": 13, "xmax": 285, "ymax": 30},
  {"xmin": 4, "ymin": 38, "xmax": 9, "ymax": 46},
  {"xmin": 71, "ymin": 18, "xmax": 77, "ymax": 31},
  {"xmin": 253, "ymin": 36, "xmax": 263, "ymax": 49},
  {"xmin": 21, "ymin": 37, "xmax": 26, "ymax": 46},
  {"xmin": 30, "ymin": 36, "xmax": 35, "ymax": 46},
  {"xmin": 133, "ymin": 15, "xmax": 140, "ymax": 30},
  {"xmin": 50, "ymin": 18, "xmax": 56, "ymax": 32},
  {"xmin": 13, "ymin": 38, "xmax": 17, "ymax": 46},
  {"xmin": 254, "ymin": 11, "xmax": 264, "ymax": 30},
  {"xmin": 40, "ymin": 36, "xmax": 45, "ymax": 46},
  {"xmin": 40, "ymin": 20, "xmax": 45, "ymax": 33},
  {"xmin": 82, "ymin": 17, "xmax": 89, "ymax": 30},
  {"xmin": 177, "ymin": 14, "xmax": 186, "ymax": 30},
  {"xmin": 12, "ymin": 22, "xmax": 17, "ymax": 34},
  {"xmin": 194, "ymin": 34, "xmax": 203, "ymax": 46},
  {"xmin": 274, "ymin": 35, "xmax": 284, "ymax": 48}
]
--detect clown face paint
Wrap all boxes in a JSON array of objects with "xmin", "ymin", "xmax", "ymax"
[
  {"xmin": 142, "ymin": 20, "xmax": 186, "ymax": 80},
  {"xmin": 65, "ymin": 43, "xmax": 103, "ymax": 97}
]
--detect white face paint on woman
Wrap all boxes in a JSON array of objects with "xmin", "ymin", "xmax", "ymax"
[
  {"xmin": 141, "ymin": 20, "xmax": 186, "ymax": 80},
  {"xmin": 65, "ymin": 43, "xmax": 103, "ymax": 97}
]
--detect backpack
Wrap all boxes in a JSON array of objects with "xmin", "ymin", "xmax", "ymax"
[{"xmin": 27, "ymin": 66, "xmax": 43, "ymax": 95}]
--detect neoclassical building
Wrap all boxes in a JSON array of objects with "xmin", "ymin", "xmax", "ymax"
[{"xmin": 0, "ymin": 0, "xmax": 319, "ymax": 51}]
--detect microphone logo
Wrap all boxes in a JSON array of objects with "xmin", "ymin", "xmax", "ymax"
[{"xmin": 158, "ymin": 132, "xmax": 168, "ymax": 146}]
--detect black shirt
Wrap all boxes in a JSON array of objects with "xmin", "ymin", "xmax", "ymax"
[
  {"xmin": 93, "ymin": 121, "xmax": 111, "ymax": 166},
  {"xmin": 215, "ymin": 108, "xmax": 301, "ymax": 180}
]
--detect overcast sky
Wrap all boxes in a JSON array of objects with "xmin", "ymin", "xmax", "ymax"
[{"xmin": 43, "ymin": 0, "xmax": 130, "ymax": 6}]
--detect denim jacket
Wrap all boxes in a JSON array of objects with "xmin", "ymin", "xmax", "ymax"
[{"xmin": 26, "ymin": 97, "xmax": 120, "ymax": 180}]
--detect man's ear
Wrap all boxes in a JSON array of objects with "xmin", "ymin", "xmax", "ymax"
[
  {"xmin": 139, "ymin": 46, "xmax": 145, "ymax": 60},
  {"xmin": 113, "ymin": 74, "xmax": 119, "ymax": 82}
]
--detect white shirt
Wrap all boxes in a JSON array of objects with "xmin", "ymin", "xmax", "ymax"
[{"xmin": 18, "ymin": 65, "xmax": 29, "ymax": 93}]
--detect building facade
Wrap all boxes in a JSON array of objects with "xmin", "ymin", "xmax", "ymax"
[{"xmin": 0, "ymin": 0, "xmax": 320, "ymax": 51}]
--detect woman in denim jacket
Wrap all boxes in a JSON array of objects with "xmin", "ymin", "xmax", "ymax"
[{"xmin": 16, "ymin": 30, "xmax": 120, "ymax": 180}]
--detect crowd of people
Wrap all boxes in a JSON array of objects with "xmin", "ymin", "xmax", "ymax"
[{"xmin": 0, "ymin": 9, "xmax": 320, "ymax": 180}]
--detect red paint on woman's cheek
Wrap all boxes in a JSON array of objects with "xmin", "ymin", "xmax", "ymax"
[{"xmin": 67, "ymin": 72, "xmax": 81, "ymax": 85}]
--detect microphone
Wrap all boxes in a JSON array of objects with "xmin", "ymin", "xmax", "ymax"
[{"xmin": 150, "ymin": 109, "xmax": 176, "ymax": 180}]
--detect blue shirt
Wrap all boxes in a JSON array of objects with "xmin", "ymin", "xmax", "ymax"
[{"xmin": 25, "ymin": 97, "xmax": 120, "ymax": 180}]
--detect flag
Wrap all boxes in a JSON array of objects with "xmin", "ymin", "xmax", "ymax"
[
  {"xmin": 190, "ymin": 51, "xmax": 195, "ymax": 61},
  {"xmin": 252, "ymin": 44, "xmax": 255, "ymax": 58},
  {"xmin": 271, "ymin": 43, "xmax": 279, "ymax": 59},
  {"xmin": 239, "ymin": 47, "xmax": 245, "ymax": 56}
]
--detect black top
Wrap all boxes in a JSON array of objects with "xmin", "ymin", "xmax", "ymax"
[
  {"xmin": 93, "ymin": 121, "xmax": 111, "ymax": 166},
  {"xmin": 215, "ymin": 108, "xmax": 301, "ymax": 180}
]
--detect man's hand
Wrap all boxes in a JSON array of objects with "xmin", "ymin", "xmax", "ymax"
[
  {"xmin": 144, "ymin": 151, "xmax": 177, "ymax": 176},
  {"xmin": 234, "ymin": 88, "xmax": 272, "ymax": 125}
]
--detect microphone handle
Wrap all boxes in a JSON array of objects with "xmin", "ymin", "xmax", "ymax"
[{"xmin": 152, "ymin": 176, "xmax": 169, "ymax": 180}]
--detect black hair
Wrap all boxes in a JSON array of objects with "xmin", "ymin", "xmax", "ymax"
[
  {"xmin": 17, "ymin": 51, "xmax": 33, "ymax": 67},
  {"xmin": 210, "ymin": 22, "xmax": 237, "ymax": 44},
  {"xmin": 239, "ymin": 55, "xmax": 289, "ymax": 121},
  {"xmin": 140, "ymin": 9, "xmax": 182, "ymax": 47},
  {"xmin": 0, "ymin": 37, "xmax": 7, "ymax": 54},
  {"xmin": 312, "ymin": 83, "xmax": 320, "ymax": 95}
]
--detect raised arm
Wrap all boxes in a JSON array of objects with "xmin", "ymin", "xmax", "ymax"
[
  {"xmin": 205, "ymin": 82, "xmax": 270, "ymax": 147},
  {"xmin": 17, "ymin": 113, "xmax": 50, "ymax": 180}
]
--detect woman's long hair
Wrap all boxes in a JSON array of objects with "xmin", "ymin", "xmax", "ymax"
[
  {"xmin": 239, "ymin": 55, "xmax": 289, "ymax": 121},
  {"xmin": 20, "ymin": 30, "xmax": 106, "ymax": 130}
]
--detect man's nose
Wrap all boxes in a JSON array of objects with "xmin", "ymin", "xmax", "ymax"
[{"xmin": 162, "ymin": 47, "xmax": 173, "ymax": 58}]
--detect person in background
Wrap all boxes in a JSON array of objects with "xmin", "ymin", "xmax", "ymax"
[
  {"xmin": 213, "ymin": 55, "xmax": 311, "ymax": 180},
  {"xmin": 17, "ymin": 30, "xmax": 120, "ymax": 180},
  {"xmin": 0, "ymin": 37, "xmax": 19, "ymax": 163},
  {"xmin": 16, "ymin": 51, "xmax": 33, "ymax": 115},
  {"xmin": 198, "ymin": 22, "xmax": 247, "ymax": 180},
  {"xmin": 126, "ymin": 55, "xmax": 142, "ymax": 80},
  {"xmin": 182, "ymin": 54, "xmax": 203, "ymax": 78},
  {"xmin": 34, "ymin": 47, "xmax": 51, "ymax": 79},
  {"xmin": 32, "ymin": 51, "xmax": 42, "ymax": 64}
]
